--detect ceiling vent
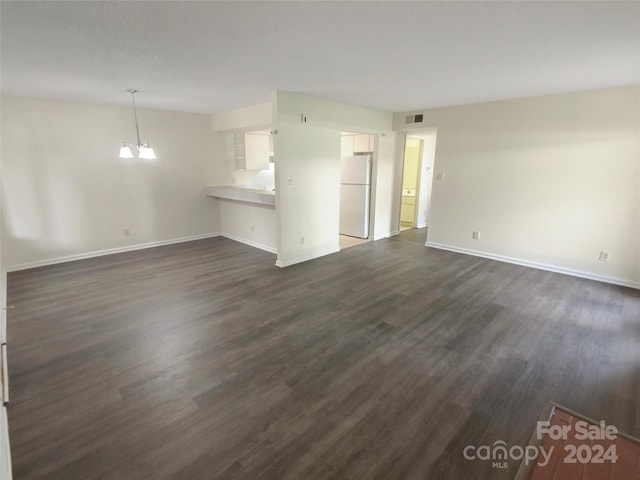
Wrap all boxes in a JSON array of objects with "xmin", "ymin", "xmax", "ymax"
[{"xmin": 405, "ymin": 114, "xmax": 424, "ymax": 124}]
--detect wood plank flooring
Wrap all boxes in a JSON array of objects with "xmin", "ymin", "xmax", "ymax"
[
  {"xmin": 6, "ymin": 237, "xmax": 640, "ymax": 480},
  {"xmin": 392, "ymin": 227, "xmax": 428, "ymax": 245}
]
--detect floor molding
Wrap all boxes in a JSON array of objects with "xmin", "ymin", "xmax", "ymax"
[
  {"xmin": 4, "ymin": 233, "xmax": 222, "ymax": 273},
  {"xmin": 426, "ymin": 241, "xmax": 639, "ymax": 290},
  {"xmin": 374, "ymin": 230, "xmax": 399, "ymax": 241},
  {"xmin": 221, "ymin": 233, "xmax": 277, "ymax": 254},
  {"xmin": 275, "ymin": 245, "xmax": 341, "ymax": 268}
]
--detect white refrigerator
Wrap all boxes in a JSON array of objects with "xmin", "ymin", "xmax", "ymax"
[{"xmin": 340, "ymin": 155, "xmax": 371, "ymax": 239}]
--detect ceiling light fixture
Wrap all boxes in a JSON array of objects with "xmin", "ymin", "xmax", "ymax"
[{"xmin": 119, "ymin": 89, "xmax": 156, "ymax": 160}]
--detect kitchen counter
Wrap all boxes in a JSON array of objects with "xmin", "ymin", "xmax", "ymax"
[{"xmin": 204, "ymin": 185, "xmax": 275, "ymax": 206}]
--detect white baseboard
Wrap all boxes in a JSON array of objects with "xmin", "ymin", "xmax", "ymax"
[
  {"xmin": 275, "ymin": 245, "xmax": 341, "ymax": 268},
  {"xmin": 425, "ymin": 242, "xmax": 640, "ymax": 290},
  {"xmin": 4, "ymin": 233, "xmax": 222, "ymax": 273},
  {"xmin": 374, "ymin": 230, "xmax": 399, "ymax": 241},
  {"xmin": 221, "ymin": 233, "xmax": 277, "ymax": 254}
]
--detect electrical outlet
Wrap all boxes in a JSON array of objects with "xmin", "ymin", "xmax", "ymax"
[
  {"xmin": 472, "ymin": 231, "xmax": 480, "ymax": 240},
  {"xmin": 436, "ymin": 172, "xmax": 445, "ymax": 182},
  {"xmin": 123, "ymin": 228, "xmax": 131, "ymax": 237},
  {"xmin": 250, "ymin": 225, "xmax": 255, "ymax": 233},
  {"xmin": 287, "ymin": 176, "xmax": 293, "ymax": 185},
  {"xmin": 300, "ymin": 236, "xmax": 305, "ymax": 245},
  {"xmin": 599, "ymin": 251, "xmax": 610, "ymax": 262}
]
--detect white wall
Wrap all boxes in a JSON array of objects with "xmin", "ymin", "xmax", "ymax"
[
  {"xmin": 0, "ymin": 109, "xmax": 4, "ymax": 342},
  {"xmin": 0, "ymin": 105, "xmax": 9, "ymax": 480},
  {"xmin": 394, "ymin": 86, "xmax": 640, "ymax": 288},
  {"xmin": 405, "ymin": 129, "xmax": 437, "ymax": 229},
  {"xmin": 219, "ymin": 200, "xmax": 277, "ymax": 254},
  {"xmin": 420, "ymin": 131, "xmax": 437, "ymax": 228},
  {"xmin": 211, "ymin": 102, "xmax": 272, "ymax": 132},
  {"xmin": 1, "ymin": 96, "xmax": 221, "ymax": 270},
  {"xmin": 274, "ymin": 109, "xmax": 341, "ymax": 266},
  {"xmin": 372, "ymin": 132, "xmax": 400, "ymax": 239},
  {"xmin": 273, "ymin": 92, "xmax": 394, "ymax": 266}
]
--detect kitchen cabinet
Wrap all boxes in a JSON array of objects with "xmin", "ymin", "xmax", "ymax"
[
  {"xmin": 244, "ymin": 133, "xmax": 271, "ymax": 171},
  {"xmin": 401, "ymin": 195, "xmax": 416, "ymax": 224},
  {"xmin": 353, "ymin": 133, "xmax": 374, "ymax": 153},
  {"xmin": 341, "ymin": 135, "xmax": 354, "ymax": 157},
  {"xmin": 232, "ymin": 131, "xmax": 272, "ymax": 171},
  {"xmin": 233, "ymin": 132, "xmax": 246, "ymax": 170},
  {"xmin": 342, "ymin": 133, "xmax": 374, "ymax": 156}
]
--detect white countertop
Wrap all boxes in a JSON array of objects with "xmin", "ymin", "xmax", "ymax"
[{"xmin": 204, "ymin": 185, "xmax": 275, "ymax": 206}]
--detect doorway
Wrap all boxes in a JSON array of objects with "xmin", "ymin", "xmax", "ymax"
[
  {"xmin": 339, "ymin": 131, "xmax": 375, "ymax": 250},
  {"xmin": 396, "ymin": 129, "xmax": 437, "ymax": 236},
  {"xmin": 399, "ymin": 137, "xmax": 423, "ymax": 231}
]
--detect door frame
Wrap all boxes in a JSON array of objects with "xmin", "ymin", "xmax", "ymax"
[
  {"xmin": 397, "ymin": 134, "xmax": 424, "ymax": 231},
  {"xmin": 395, "ymin": 128, "xmax": 438, "ymax": 235}
]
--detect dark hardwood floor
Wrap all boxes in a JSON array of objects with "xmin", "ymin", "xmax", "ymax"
[
  {"xmin": 392, "ymin": 227, "xmax": 428, "ymax": 245},
  {"xmin": 6, "ymin": 237, "xmax": 640, "ymax": 480}
]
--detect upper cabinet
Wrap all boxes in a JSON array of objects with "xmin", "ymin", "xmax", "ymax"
[
  {"xmin": 244, "ymin": 132, "xmax": 271, "ymax": 171},
  {"xmin": 341, "ymin": 135, "xmax": 354, "ymax": 157},
  {"xmin": 354, "ymin": 133, "xmax": 374, "ymax": 153},
  {"xmin": 341, "ymin": 133, "xmax": 374, "ymax": 156},
  {"xmin": 231, "ymin": 130, "xmax": 273, "ymax": 171},
  {"xmin": 233, "ymin": 132, "xmax": 246, "ymax": 170}
]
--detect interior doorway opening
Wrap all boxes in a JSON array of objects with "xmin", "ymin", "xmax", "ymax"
[
  {"xmin": 339, "ymin": 131, "xmax": 376, "ymax": 250},
  {"xmin": 397, "ymin": 129, "xmax": 437, "ymax": 237},
  {"xmin": 400, "ymin": 137, "xmax": 423, "ymax": 230}
]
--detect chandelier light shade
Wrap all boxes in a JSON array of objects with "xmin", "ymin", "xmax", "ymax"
[
  {"xmin": 119, "ymin": 142, "xmax": 134, "ymax": 158},
  {"xmin": 138, "ymin": 146, "xmax": 156, "ymax": 160},
  {"xmin": 119, "ymin": 89, "xmax": 156, "ymax": 160}
]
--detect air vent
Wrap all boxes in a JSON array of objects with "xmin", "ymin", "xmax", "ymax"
[{"xmin": 405, "ymin": 114, "xmax": 424, "ymax": 124}]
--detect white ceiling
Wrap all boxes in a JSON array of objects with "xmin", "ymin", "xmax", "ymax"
[{"xmin": 1, "ymin": 1, "xmax": 639, "ymax": 114}]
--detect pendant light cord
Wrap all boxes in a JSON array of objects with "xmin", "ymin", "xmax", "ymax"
[
  {"xmin": 120, "ymin": 88, "xmax": 156, "ymax": 159},
  {"xmin": 129, "ymin": 89, "xmax": 142, "ymax": 147}
]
